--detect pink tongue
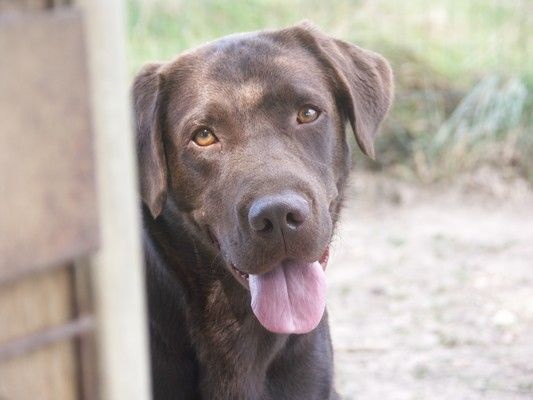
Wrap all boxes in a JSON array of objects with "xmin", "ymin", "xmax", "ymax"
[{"xmin": 249, "ymin": 260, "xmax": 326, "ymax": 334}]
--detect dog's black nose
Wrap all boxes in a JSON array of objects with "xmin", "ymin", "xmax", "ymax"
[{"xmin": 248, "ymin": 193, "xmax": 310, "ymax": 237}]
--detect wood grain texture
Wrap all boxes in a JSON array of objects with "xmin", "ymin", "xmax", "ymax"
[
  {"xmin": 0, "ymin": 9, "xmax": 98, "ymax": 282},
  {"xmin": 0, "ymin": 267, "xmax": 79, "ymax": 400},
  {"xmin": 0, "ymin": 340, "xmax": 79, "ymax": 400}
]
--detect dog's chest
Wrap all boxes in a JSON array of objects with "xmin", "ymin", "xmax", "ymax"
[
  {"xmin": 189, "ymin": 283, "xmax": 289, "ymax": 398},
  {"xmin": 184, "ymin": 281, "xmax": 334, "ymax": 399}
]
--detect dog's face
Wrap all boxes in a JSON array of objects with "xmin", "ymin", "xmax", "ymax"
[{"xmin": 134, "ymin": 23, "xmax": 392, "ymax": 334}]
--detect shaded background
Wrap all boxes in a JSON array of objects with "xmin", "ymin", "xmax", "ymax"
[{"xmin": 127, "ymin": 1, "xmax": 532, "ymax": 399}]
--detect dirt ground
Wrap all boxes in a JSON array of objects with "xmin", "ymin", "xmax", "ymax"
[{"xmin": 328, "ymin": 169, "xmax": 533, "ymax": 400}]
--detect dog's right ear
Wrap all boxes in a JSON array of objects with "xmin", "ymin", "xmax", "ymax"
[
  {"xmin": 133, "ymin": 63, "xmax": 167, "ymax": 218},
  {"xmin": 282, "ymin": 22, "xmax": 393, "ymax": 160}
]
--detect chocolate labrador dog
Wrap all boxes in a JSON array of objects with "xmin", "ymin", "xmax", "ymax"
[{"xmin": 133, "ymin": 22, "xmax": 392, "ymax": 400}]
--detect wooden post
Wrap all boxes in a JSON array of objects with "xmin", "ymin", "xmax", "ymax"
[{"xmin": 79, "ymin": 1, "xmax": 151, "ymax": 399}]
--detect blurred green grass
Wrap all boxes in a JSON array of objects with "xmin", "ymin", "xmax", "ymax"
[{"xmin": 127, "ymin": 0, "xmax": 532, "ymax": 181}]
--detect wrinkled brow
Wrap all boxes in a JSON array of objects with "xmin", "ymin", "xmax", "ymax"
[{"xmin": 254, "ymin": 83, "xmax": 332, "ymax": 113}]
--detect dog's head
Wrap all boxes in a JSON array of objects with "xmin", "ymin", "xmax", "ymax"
[{"xmin": 134, "ymin": 23, "xmax": 393, "ymax": 334}]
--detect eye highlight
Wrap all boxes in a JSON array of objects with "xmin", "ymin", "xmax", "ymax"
[
  {"xmin": 297, "ymin": 106, "xmax": 320, "ymax": 124},
  {"xmin": 193, "ymin": 128, "xmax": 218, "ymax": 147}
]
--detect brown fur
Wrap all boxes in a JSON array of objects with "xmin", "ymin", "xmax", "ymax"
[{"xmin": 133, "ymin": 22, "xmax": 393, "ymax": 400}]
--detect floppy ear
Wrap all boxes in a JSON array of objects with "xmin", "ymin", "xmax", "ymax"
[
  {"xmin": 291, "ymin": 24, "xmax": 393, "ymax": 159},
  {"xmin": 133, "ymin": 63, "xmax": 167, "ymax": 218}
]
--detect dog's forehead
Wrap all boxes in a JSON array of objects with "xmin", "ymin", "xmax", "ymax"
[
  {"xmin": 167, "ymin": 32, "xmax": 331, "ymax": 122},
  {"xmin": 181, "ymin": 33, "xmax": 326, "ymax": 107},
  {"xmin": 208, "ymin": 34, "xmax": 322, "ymax": 81}
]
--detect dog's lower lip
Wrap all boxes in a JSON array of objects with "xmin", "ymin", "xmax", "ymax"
[
  {"xmin": 231, "ymin": 263, "xmax": 249, "ymax": 281},
  {"xmin": 231, "ymin": 246, "xmax": 330, "ymax": 284}
]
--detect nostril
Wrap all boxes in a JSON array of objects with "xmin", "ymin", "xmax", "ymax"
[
  {"xmin": 286, "ymin": 212, "xmax": 303, "ymax": 228},
  {"xmin": 249, "ymin": 201, "xmax": 275, "ymax": 233},
  {"xmin": 257, "ymin": 218, "xmax": 273, "ymax": 233}
]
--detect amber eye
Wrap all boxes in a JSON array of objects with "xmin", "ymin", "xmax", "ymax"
[
  {"xmin": 297, "ymin": 106, "xmax": 320, "ymax": 124},
  {"xmin": 193, "ymin": 128, "xmax": 218, "ymax": 147}
]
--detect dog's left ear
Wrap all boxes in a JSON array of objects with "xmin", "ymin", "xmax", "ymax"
[
  {"xmin": 288, "ymin": 24, "xmax": 394, "ymax": 159},
  {"xmin": 132, "ymin": 63, "xmax": 168, "ymax": 218}
]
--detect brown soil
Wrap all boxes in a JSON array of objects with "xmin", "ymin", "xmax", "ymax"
[{"xmin": 329, "ymin": 170, "xmax": 533, "ymax": 399}]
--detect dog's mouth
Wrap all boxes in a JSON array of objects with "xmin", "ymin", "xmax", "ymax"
[
  {"xmin": 207, "ymin": 227, "xmax": 329, "ymax": 335},
  {"xmin": 229, "ymin": 247, "xmax": 329, "ymax": 285}
]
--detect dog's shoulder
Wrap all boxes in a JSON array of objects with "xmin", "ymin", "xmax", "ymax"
[{"xmin": 142, "ymin": 209, "xmax": 200, "ymax": 399}]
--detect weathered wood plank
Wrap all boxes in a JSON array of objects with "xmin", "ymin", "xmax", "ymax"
[
  {"xmin": 80, "ymin": 0, "xmax": 151, "ymax": 398},
  {"xmin": 0, "ymin": 0, "xmax": 71, "ymax": 12},
  {"xmin": 0, "ymin": 340, "xmax": 79, "ymax": 400},
  {"xmin": 0, "ymin": 267, "xmax": 79, "ymax": 399},
  {"xmin": 0, "ymin": 0, "xmax": 50, "ymax": 13},
  {"xmin": 0, "ymin": 9, "xmax": 98, "ymax": 282}
]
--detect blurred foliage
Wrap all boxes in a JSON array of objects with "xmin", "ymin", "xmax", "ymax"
[{"xmin": 127, "ymin": 0, "xmax": 532, "ymax": 181}]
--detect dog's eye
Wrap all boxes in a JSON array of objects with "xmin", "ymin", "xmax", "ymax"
[
  {"xmin": 297, "ymin": 106, "xmax": 320, "ymax": 124},
  {"xmin": 193, "ymin": 128, "xmax": 218, "ymax": 147}
]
